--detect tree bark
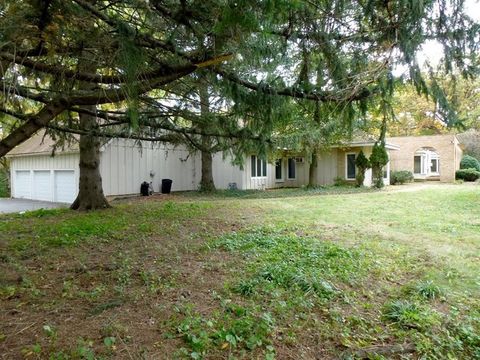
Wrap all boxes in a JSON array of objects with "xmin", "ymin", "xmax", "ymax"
[
  {"xmin": 198, "ymin": 76, "xmax": 216, "ymax": 192},
  {"xmin": 70, "ymin": 105, "xmax": 110, "ymax": 210},
  {"xmin": 70, "ymin": 52, "xmax": 110, "ymax": 210},
  {"xmin": 0, "ymin": 102, "xmax": 66, "ymax": 157},
  {"xmin": 200, "ymin": 148, "xmax": 215, "ymax": 192},
  {"xmin": 308, "ymin": 153, "xmax": 318, "ymax": 187}
]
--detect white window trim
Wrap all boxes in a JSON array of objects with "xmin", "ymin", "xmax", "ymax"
[
  {"xmin": 345, "ymin": 152, "xmax": 356, "ymax": 180},
  {"xmin": 275, "ymin": 159, "xmax": 284, "ymax": 182},
  {"xmin": 430, "ymin": 157, "xmax": 440, "ymax": 175},
  {"xmin": 287, "ymin": 157, "xmax": 296, "ymax": 180},
  {"xmin": 250, "ymin": 155, "xmax": 267, "ymax": 179},
  {"xmin": 414, "ymin": 149, "xmax": 440, "ymax": 177}
]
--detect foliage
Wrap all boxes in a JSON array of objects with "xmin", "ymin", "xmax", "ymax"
[
  {"xmin": 460, "ymin": 155, "xmax": 480, "ymax": 171},
  {"xmin": 383, "ymin": 300, "xmax": 439, "ymax": 330},
  {"xmin": 369, "ymin": 143, "xmax": 389, "ymax": 188},
  {"xmin": 390, "ymin": 170, "xmax": 414, "ymax": 185},
  {"xmin": 458, "ymin": 130, "xmax": 480, "ymax": 159},
  {"xmin": 0, "ymin": 168, "xmax": 9, "ymax": 197},
  {"xmin": 334, "ymin": 177, "xmax": 353, "ymax": 187},
  {"xmin": 354, "ymin": 150, "xmax": 371, "ymax": 187},
  {"xmin": 455, "ymin": 168, "xmax": 480, "ymax": 182}
]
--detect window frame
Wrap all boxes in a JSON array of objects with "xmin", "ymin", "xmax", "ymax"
[
  {"xmin": 251, "ymin": 155, "xmax": 267, "ymax": 178},
  {"xmin": 345, "ymin": 152, "xmax": 357, "ymax": 180},
  {"xmin": 287, "ymin": 157, "xmax": 296, "ymax": 180},
  {"xmin": 430, "ymin": 157, "xmax": 440, "ymax": 175},
  {"xmin": 275, "ymin": 159, "xmax": 284, "ymax": 182}
]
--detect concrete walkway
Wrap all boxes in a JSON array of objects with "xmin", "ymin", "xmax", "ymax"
[
  {"xmin": 385, "ymin": 181, "xmax": 478, "ymax": 193},
  {"xmin": 0, "ymin": 198, "xmax": 67, "ymax": 214}
]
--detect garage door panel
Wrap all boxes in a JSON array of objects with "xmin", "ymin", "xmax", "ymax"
[
  {"xmin": 33, "ymin": 171, "xmax": 52, "ymax": 201},
  {"xmin": 54, "ymin": 170, "xmax": 76, "ymax": 203},
  {"xmin": 15, "ymin": 171, "xmax": 31, "ymax": 199}
]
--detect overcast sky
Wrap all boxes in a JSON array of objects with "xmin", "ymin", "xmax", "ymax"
[{"xmin": 415, "ymin": 0, "xmax": 479, "ymax": 70}]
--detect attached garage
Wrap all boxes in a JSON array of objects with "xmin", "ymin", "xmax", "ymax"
[
  {"xmin": 54, "ymin": 170, "xmax": 76, "ymax": 203},
  {"xmin": 6, "ymin": 131, "xmax": 202, "ymax": 204},
  {"xmin": 33, "ymin": 170, "xmax": 52, "ymax": 201},
  {"xmin": 7, "ymin": 132, "xmax": 80, "ymax": 203},
  {"xmin": 14, "ymin": 170, "xmax": 31, "ymax": 199}
]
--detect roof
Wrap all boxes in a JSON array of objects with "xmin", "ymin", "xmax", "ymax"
[
  {"xmin": 5, "ymin": 130, "xmax": 79, "ymax": 157},
  {"xmin": 331, "ymin": 140, "xmax": 400, "ymax": 150}
]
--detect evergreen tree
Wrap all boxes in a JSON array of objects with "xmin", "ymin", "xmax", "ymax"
[{"xmin": 0, "ymin": 0, "xmax": 479, "ymax": 209}]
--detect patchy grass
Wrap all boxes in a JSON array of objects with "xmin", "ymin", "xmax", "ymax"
[
  {"xmin": 1, "ymin": 184, "xmax": 479, "ymax": 359},
  {"xmin": 180, "ymin": 184, "xmax": 376, "ymax": 199}
]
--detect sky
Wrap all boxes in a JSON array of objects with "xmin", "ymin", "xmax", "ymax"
[{"xmin": 414, "ymin": 0, "xmax": 480, "ymax": 71}]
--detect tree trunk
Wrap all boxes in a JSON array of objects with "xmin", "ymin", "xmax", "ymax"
[
  {"xmin": 200, "ymin": 148, "xmax": 215, "ymax": 192},
  {"xmin": 198, "ymin": 77, "xmax": 216, "ymax": 192},
  {"xmin": 308, "ymin": 153, "xmax": 318, "ymax": 187},
  {"xmin": 70, "ymin": 105, "xmax": 110, "ymax": 210},
  {"xmin": 70, "ymin": 53, "xmax": 109, "ymax": 210}
]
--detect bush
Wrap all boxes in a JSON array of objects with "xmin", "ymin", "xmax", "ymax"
[
  {"xmin": 460, "ymin": 155, "xmax": 480, "ymax": 171},
  {"xmin": 355, "ymin": 150, "xmax": 370, "ymax": 187},
  {"xmin": 333, "ymin": 177, "xmax": 352, "ymax": 187},
  {"xmin": 0, "ymin": 169, "xmax": 9, "ymax": 198},
  {"xmin": 390, "ymin": 170, "xmax": 414, "ymax": 185},
  {"xmin": 370, "ymin": 143, "xmax": 389, "ymax": 188},
  {"xmin": 456, "ymin": 168, "xmax": 480, "ymax": 182}
]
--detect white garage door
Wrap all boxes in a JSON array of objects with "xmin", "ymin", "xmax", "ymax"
[
  {"xmin": 15, "ymin": 171, "xmax": 31, "ymax": 199},
  {"xmin": 33, "ymin": 171, "xmax": 52, "ymax": 201},
  {"xmin": 54, "ymin": 170, "xmax": 76, "ymax": 203}
]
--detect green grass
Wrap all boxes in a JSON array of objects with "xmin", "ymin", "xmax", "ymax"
[{"xmin": 0, "ymin": 184, "xmax": 479, "ymax": 359}]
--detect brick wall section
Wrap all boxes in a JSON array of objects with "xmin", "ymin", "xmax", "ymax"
[{"xmin": 387, "ymin": 134, "xmax": 462, "ymax": 182}]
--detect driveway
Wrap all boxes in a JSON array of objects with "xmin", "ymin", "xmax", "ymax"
[{"xmin": 0, "ymin": 198, "xmax": 67, "ymax": 214}]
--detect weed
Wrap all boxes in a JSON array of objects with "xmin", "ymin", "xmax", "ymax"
[
  {"xmin": 409, "ymin": 280, "xmax": 443, "ymax": 300},
  {"xmin": 383, "ymin": 300, "xmax": 439, "ymax": 330}
]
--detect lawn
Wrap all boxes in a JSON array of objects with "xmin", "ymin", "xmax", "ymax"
[{"xmin": 0, "ymin": 184, "xmax": 479, "ymax": 359}]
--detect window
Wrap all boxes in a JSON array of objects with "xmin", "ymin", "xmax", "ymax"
[
  {"xmin": 414, "ymin": 155, "xmax": 422, "ymax": 174},
  {"xmin": 251, "ymin": 155, "xmax": 267, "ymax": 177},
  {"xmin": 287, "ymin": 158, "xmax": 296, "ymax": 179},
  {"xmin": 414, "ymin": 148, "xmax": 440, "ymax": 176},
  {"xmin": 346, "ymin": 153, "xmax": 356, "ymax": 179},
  {"xmin": 275, "ymin": 159, "xmax": 283, "ymax": 181},
  {"xmin": 431, "ymin": 158, "xmax": 439, "ymax": 174}
]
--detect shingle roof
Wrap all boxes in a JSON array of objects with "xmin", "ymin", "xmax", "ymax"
[{"xmin": 6, "ymin": 130, "xmax": 79, "ymax": 157}]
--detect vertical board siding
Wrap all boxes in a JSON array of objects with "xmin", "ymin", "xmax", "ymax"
[
  {"xmin": 316, "ymin": 150, "xmax": 338, "ymax": 185},
  {"xmin": 9, "ymin": 153, "xmax": 80, "ymax": 200},
  {"xmin": 211, "ymin": 153, "xmax": 244, "ymax": 190},
  {"xmin": 100, "ymin": 139, "xmax": 201, "ymax": 196}
]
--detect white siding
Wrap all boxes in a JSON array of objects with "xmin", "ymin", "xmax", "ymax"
[
  {"xmin": 211, "ymin": 153, "xmax": 244, "ymax": 190},
  {"xmin": 241, "ymin": 155, "xmax": 309, "ymax": 190},
  {"xmin": 99, "ymin": 139, "xmax": 201, "ymax": 196},
  {"xmin": 10, "ymin": 154, "xmax": 80, "ymax": 200},
  {"xmin": 315, "ymin": 149, "xmax": 338, "ymax": 185}
]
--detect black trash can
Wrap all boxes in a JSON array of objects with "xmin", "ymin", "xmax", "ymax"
[
  {"xmin": 140, "ymin": 181, "xmax": 150, "ymax": 196},
  {"xmin": 161, "ymin": 179, "xmax": 173, "ymax": 194}
]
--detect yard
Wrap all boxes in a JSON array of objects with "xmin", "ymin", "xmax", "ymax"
[{"xmin": 0, "ymin": 184, "xmax": 479, "ymax": 359}]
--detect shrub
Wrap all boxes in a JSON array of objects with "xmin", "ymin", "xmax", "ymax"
[
  {"xmin": 333, "ymin": 177, "xmax": 351, "ymax": 187},
  {"xmin": 355, "ymin": 150, "xmax": 370, "ymax": 187},
  {"xmin": 456, "ymin": 168, "xmax": 480, "ymax": 182},
  {"xmin": 370, "ymin": 143, "xmax": 389, "ymax": 188},
  {"xmin": 0, "ymin": 169, "xmax": 9, "ymax": 198},
  {"xmin": 390, "ymin": 170, "xmax": 414, "ymax": 185},
  {"xmin": 460, "ymin": 155, "xmax": 480, "ymax": 171}
]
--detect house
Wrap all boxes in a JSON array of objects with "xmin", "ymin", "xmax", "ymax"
[
  {"xmin": 5, "ymin": 132, "xmax": 462, "ymax": 203},
  {"xmin": 387, "ymin": 134, "xmax": 463, "ymax": 182}
]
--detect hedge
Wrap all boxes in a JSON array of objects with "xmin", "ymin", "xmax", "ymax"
[
  {"xmin": 390, "ymin": 170, "xmax": 414, "ymax": 185},
  {"xmin": 456, "ymin": 168, "xmax": 480, "ymax": 182},
  {"xmin": 460, "ymin": 155, "xmax": 480, "ymax": 172}
]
